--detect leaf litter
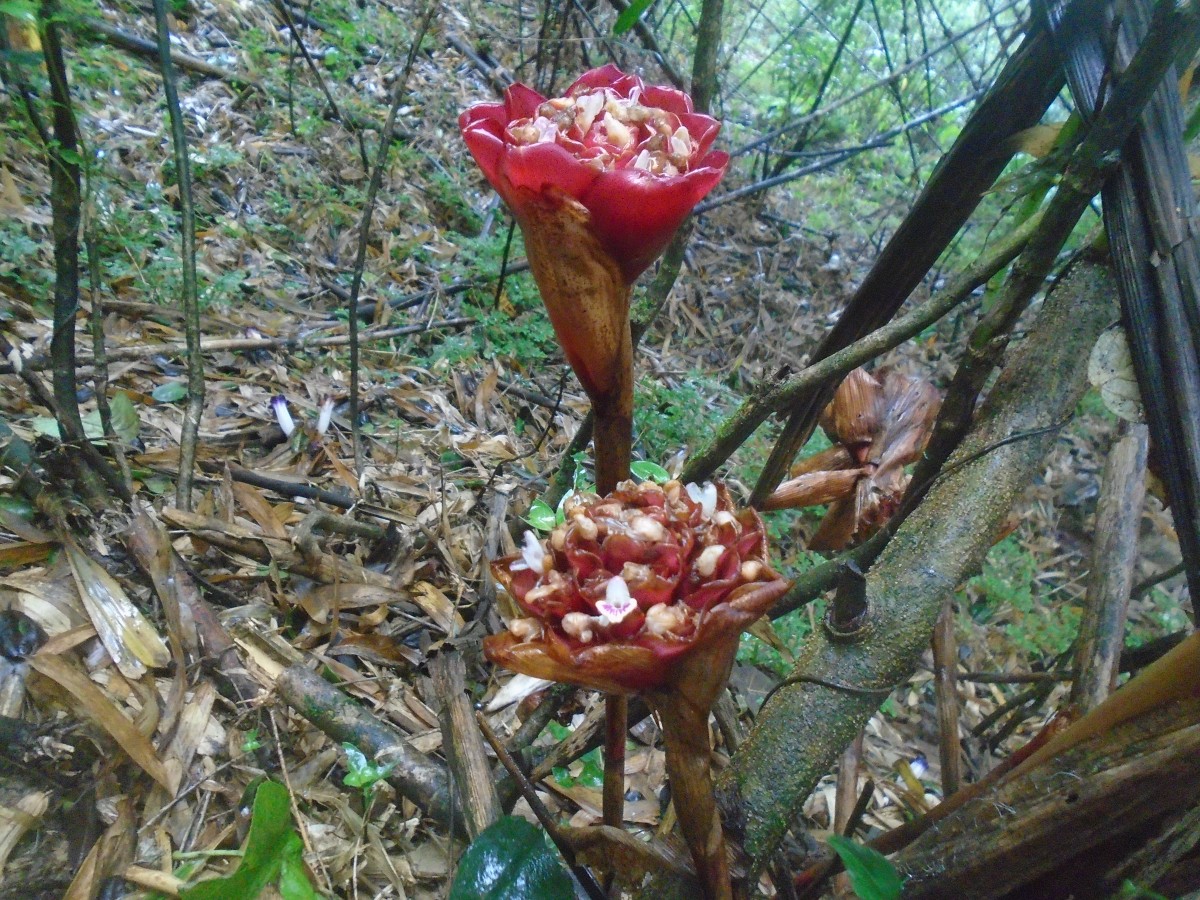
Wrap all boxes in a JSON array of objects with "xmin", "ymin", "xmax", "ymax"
[{"xmin": 0, "ymin": 0, "xmax": 1190, "ymax": 895}]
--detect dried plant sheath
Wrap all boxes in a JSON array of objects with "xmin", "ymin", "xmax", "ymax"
[{"xmin": 766, "ymin": 367, "xmax": 940, "ymax": 550}]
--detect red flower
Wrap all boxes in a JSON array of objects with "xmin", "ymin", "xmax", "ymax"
[
  {"xmin": 459, "ymin": 64, "xmax": 729, "ymax": 284},
  {"xmin": 484, "ymin": 480, "xmax": 789, "ymax": 694}
]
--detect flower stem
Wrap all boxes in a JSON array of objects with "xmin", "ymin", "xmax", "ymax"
[
  {"xmin": 651, "ymin": 641, "xmax": 739, "ymax": 900},
  {"xmin": 593, "ymin": 322, "xmax": 634, "ymax": 832},
  {"xmin": 591, "ymin": 322, "xmax": 634, "ymax": 496},
  {"xmin": 602, "ymin": 694, "xmax": 627, "ymax": 829}
]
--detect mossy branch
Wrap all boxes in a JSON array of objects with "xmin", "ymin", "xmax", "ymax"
[{"xmin": 712, "ymin": 259, "xmax": 1116, "ymax": 878}]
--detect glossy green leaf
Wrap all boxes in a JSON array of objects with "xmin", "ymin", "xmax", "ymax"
[
  {"xmin": 278, "ymin": 833, "xmax": 320, "ymax": 900},
  {"xmin": 630, "ymin": 460, "xmax": 670, "ymax": 483},
  {"xmin": 524, "ymin": 500, "xmax": 558, "ymax": 532},
  {"xmin": 183, "ymin": 781, "xmax": 319, "ymax": 900},
  {"xmin": 827, "ymin": 834, "xmax": 903, "ymax": 900},
  {"xmin": 613, "ymin": 0, "xmax": 656, "ymax": 35},
  {"xmin": 0, "ymin": 0, "xmax": 35, "ymax": 21},
  {"xmin": 341, "ymin": 742, "xmax": 394, "ymax": 790},
  {"xmin": 0, "ymin": 495, "xmax": 35, "ymax": 520},
  {"xmin": 448, "ymin": 816, "xmax": 574, "ymax": 900},
  {"xmin": 153, "ymin": 381, "xmax": 189, "ymax": 403},
  {"xmin": 571, "ymin": 452, "xmax": 590, "ymax": 492}
]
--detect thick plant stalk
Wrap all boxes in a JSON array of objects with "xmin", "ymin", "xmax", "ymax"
[
  {"xmin": 602, "ymin": 693, "xmax": 628, "ymax": 829},
  {"xmin": 894, "ymin": 695, "xmax": 1200, "ymax": 898},
  {"xmin": 1045, "ymin": 0, "xmax": 1200, "ymax": 614},
  {"xmin": 648, "ymin": 639, "xmax": 741, "ymax": 900},
  {"xmin": 591, "ymin": 324, "xmax": 635, "ymax": 497},
  {"xmin": 591, "ymin": 312, "xmax": 634, "ymax": 831}
]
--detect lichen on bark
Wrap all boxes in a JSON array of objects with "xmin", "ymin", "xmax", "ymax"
[{"xmin": 713, "ymin": 258, "xmax": 1118, "ymax": 876}]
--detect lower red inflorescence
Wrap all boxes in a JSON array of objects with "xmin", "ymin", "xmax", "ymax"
[{"xmin": 485, "ymin": 479, "xmax": 789, "ymax": 694}]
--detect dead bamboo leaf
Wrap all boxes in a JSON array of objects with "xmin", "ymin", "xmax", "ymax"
[
  {"xmin": 0, "ymin": 541, "xmax": 55, "ymax": 567},
  {"xmin": 762, "ymin": 468, "xmax": 863, "ymax": 511},
  {"xmin": 410, "ymin": 581, "xmax": 466, "ymax": 634},
  {"xmin": 1088, "ymin": 326, "xmax": 1145, "ymax": 424},
  {"xmin": 29, "ymin": 652, "xmax": 174, "ymax": 791},
  {"xmin": 63, "ymin": 538, "xmax": 170, "ymax": 680},
  {"xmin": 298, "ymin": 583, "xmax": 409, "ymax": 624},
  {"xmin": 231, "ymin": 482, "xmax": 289, "ymax": 539},
  {"xmin": 485, "ymin": 672, "xmax": 553, "ymax": 712},
  {"xmin": 0, "ymin": 792, "xmax": 48, "ymax": 877}
]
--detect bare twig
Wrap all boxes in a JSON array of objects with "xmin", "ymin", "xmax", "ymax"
[
  {"xmin": 270, "ymin": 0, "xmax": 368, "ymax": 169},
  {"xmin": 932, "ymin": 596, "xmax": 962, "ymax": 795},
  {"xmin": 39, "ymin": 1, "xmax": 98, "ymax": 495},
  {"xmin": 151, "ymin": 0, "xmax": 204, "ymax": 511},
  {"xmin": 476, "ymin": 710, "xmax": 607, "ymax": 900},
  {"xmin": 0, "ymin": 318, "xmax": 475, "ymax": 375},
  {"xmin": 345, "ymin": 1, "xmax": 439, "ymax": 474},
  {"xmin": 1071, "ymin": 423, "xmax": 1149, "ymax": 711},
  {"xmin": 680, "ymin": 205, "xmax": 1044, "ymax": 486},
  {"xmin": 605, "ymin": 0, "xmax": 685, "ymax": 89},
  {"xmin": 79, "ymin": 18, "xmax": 256, "ymax": 87}
]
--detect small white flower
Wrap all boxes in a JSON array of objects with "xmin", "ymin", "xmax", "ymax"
[
  {"xmin": 686, "ymin": 482, "xmax": 718, "ymax": 519},
  {"xmin": 516, "ymin": 530, "xmax": 547, "ymax": 574},
  {"xmin": 271, "ymin": 396, "xmax": 296, "ymax": 437},
  {"xmin": 596, "ymin": 576, "xmax": 636, "ymax": 623},
  {"xmin": 316, "ymin": 397, "xmax": 335, "ymax": 435}
]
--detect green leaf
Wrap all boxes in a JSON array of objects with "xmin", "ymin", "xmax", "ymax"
[
  {"xmin": 183, "ymin": 781, "xmax": 318, "ymax": 900},
  {"xmin": 153, "ymin": 381, "xmax": 189, "ymax": 403},
  {"xmin": 571, "ymin": 451, "xmax": 591, "ymax": 493},
  {"xmin": 0, "ymin": 495, "xmax": 36, "ymax": 520},
  {"xmin": 1185, "ymin": 100, "xmax": 1200, "ymax": 143},
  {"xmin": 341, "ymin": 742, "xmax": 394, "ymax": 790},
  {"xmin": 108, "ymin": 391, "xmax": 141, "ymax": 444},
  {"xmin": 826, "ymin": 834, "xmax": 903, "ymax": 900},
  {"xmin": 630, "ymin": 460, "xmax": 670, "ymax": 483},
  {"xmin": 277, "ymin": 833, "xmax": 319, "ymax": 900},
  {"xmin": 554, "ymin": 490, "xmax": 574, "ymax": 525},
  {"xmin": 30, "ymin": 416, "xmax": 62, "ymax": 440},
  {"xmin": 524, "ymin": 500, "xmax": 558, "ymax": 532},
  {"xmin": 448, "ymin": 817, "xmax": 574, "ymax": 900},
  {"xmin": 613, "ymin": 0, "xmax": 656, "ymax": 35},
  {"xmin": 0, "ymin": 0, "xmax": 36, "ymax": 21}
]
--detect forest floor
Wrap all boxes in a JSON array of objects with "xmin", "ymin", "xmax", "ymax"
[{"xmin": 0, "ymin": 0, "xmax": 1192, "ymax": 896}]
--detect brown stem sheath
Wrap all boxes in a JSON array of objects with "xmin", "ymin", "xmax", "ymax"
[{"xmin": 649, "ymin": 640, "xmax": 739, "ymax": 900}]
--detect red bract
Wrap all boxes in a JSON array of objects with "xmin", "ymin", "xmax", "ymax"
[
  {"xmin": 459, "ymin": 64, "xmax": 729, "ymax": 284},
  {"xmin": 485, "ymin": 480, "xmax": 788, "ymax": 694}
]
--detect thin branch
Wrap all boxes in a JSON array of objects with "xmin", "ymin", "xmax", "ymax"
[
  {"xmin": 345, "ymin": 2, "xmax": 438, "ymax": 475},
  {"xmin": 270, "ymin": 0, "xmax": 369, "ymax": 169},
  {"xmin": 734, "ymin": 0, "xmax": 1020, "ymax": 159},
  {"xmin": 679, "ymin": 203, "xmax": 1044, "ymax": 486},
  {"xmin": 151, "ymin": 0, "xmax": 204, "ymax": 512},
  {"xmin": 700, "ymin": 89, "xmax": 982, "ymax": 213},
  {"xmin": 0, "ymin": 318, "xmax": 474, "ymax": 375}
]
